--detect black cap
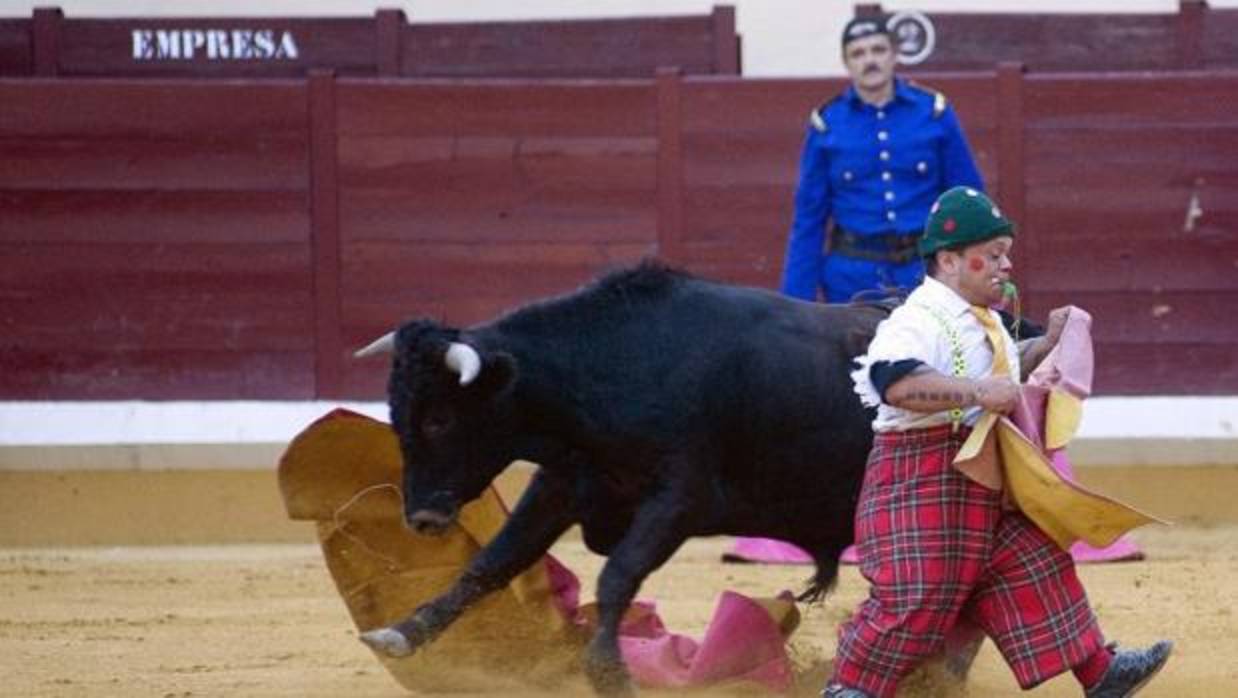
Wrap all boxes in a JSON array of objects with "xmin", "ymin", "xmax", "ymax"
[{"xmin": 841, "ymin": 15, "xmax": 889, "ymax": 47}]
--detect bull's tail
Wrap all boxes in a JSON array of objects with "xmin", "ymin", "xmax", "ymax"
[{"xmin": 796, "ymin": 553, "xmax": 841, "ymax": 604}]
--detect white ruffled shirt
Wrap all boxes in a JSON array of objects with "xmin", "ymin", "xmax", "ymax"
[{"xmin": 851, "ymin": 276, "xmax": 1021, "ymax": 432}]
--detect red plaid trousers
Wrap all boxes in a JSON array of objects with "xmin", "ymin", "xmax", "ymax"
[{"xmin": 831, "ymin": 425, "xmax": 1106, "ymax": 698}]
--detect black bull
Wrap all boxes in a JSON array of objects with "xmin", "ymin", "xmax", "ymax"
[{"xmin": 355, "ymin": 262, "xmax": 890, "ymax": 693}]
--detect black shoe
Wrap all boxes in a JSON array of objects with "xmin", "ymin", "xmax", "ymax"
[
  {"xmin": 822, "ymin": 684, "xmax": 874, "ymax": 698},
  {"xmin": 1085, "ymin": 640, "xmax": 1174, "ymax": 698}
]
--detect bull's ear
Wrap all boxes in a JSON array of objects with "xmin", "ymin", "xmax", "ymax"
[{"xmin": 472, "ymin": 351, "xmax": 517, "ymax": 400}]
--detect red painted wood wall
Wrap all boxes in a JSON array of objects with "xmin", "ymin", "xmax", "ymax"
[
  {"xmin": 857, "ymin": 0, "xmax": 1237, "ymax": 72},
  {"xmin": 2, "ymin": 69, "xmax": 1234, "ymax": 400},
  {"xmin": 1, "ymin": 80, "xmax": 316, "ymax": 398},
  {"xmin": 0, "ymin": 18, "xmax": 31, "ymax": 75}
]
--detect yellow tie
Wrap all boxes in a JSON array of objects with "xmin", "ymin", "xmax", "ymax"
[{"xmin": 970, "ymin": 306, "xmax": 1010, "ymax": 379}]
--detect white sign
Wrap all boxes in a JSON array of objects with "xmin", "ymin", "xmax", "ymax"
[
  {"xmin": 132, "ymin": 29, "xmax": 300, "ymax": 61},
  {"xmin": 888, "ymin": 11, "xmax": 935, "ymax": 66}
]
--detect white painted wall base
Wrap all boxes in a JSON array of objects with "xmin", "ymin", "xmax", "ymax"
[
  {"xmin": 1, "ymin": 398, "xmax": 1234, "ymax": 470},
  {"xmin": 0, "ymin": 401, "xmax": 388, "ymax": 471},
  {"xmin": 1066, "ymin": 397, "xmax": 1237, "ymax": 466}
]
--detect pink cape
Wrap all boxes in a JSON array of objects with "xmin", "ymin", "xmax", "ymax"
[{"xmin": 542, "ymin": 554, "xmax": 799, "ymax": 691}]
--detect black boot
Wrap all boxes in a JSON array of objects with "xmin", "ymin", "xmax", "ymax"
[{"xmin": 1084, "ymin": 640, "xmax": 1174, "ymax": 698}]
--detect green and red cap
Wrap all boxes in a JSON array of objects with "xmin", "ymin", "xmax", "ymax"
[{"xmin": 919, "ymin": 186, "xmax": 1015, "ymax": 258}]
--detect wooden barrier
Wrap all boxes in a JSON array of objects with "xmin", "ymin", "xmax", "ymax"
[
  {"xmin": 0, "ymin": 18, "xmax": 31, "ymax": 75},
  {"xmin": 1, "ymin": 70, "xmax": 1235, "ymax": 399},
  {"xmin": 0, "ymin": 78, "xmax": 317, "ymax": 399},
  {"xmin": 0, "ymin": 6, "xmax": 741, "ymax": 79},
  {"xmin": 856, "ymin": 0, "xmax": 1238, "ymax": 72}
]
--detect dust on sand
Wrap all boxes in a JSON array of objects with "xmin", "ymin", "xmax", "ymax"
[{"xmin": 2, "ymin": 525, "xmax": 1235, "ymax": 697}]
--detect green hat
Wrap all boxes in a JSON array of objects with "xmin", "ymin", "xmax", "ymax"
[{"xmin": 919, "ymin": 186, "xmax": 1015, "ymax": 258}]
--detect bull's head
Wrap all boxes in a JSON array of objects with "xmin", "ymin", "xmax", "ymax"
[{"xmin": 355, "ymin": 320, "xmax": 517, "ymax": 535}]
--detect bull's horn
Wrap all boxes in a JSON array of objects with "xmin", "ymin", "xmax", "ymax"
[
  {"xmin": 353, "ymin": 331, "xmax": 396, "ymax": 358},
  {"xmin": 444, "ymin": 342, "xmax": 482, "ymax": 386}
]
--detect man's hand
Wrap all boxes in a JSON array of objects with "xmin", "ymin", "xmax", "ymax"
[
  {"xmin": 973, "ymin": 376, "xmax": 1020, "ymax": 414},
  {"xmin": 1017, "ymin": 306, "xmax": 1072, "ymax": 380},
  {"xmin": 1043, "ymin": 306, "xmax": 1072, "ymax": 349}
]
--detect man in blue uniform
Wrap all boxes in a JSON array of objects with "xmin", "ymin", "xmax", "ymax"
[{"xmin": 780, "ymin": 15, "xmax": 985, "ymax": 303}]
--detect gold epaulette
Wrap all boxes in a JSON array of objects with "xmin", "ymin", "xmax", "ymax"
[
  {"xmin": 908, "ymin": 80, "xmax": 948, "ymax": 118},
  {"xmin": 809, "ymin": 108, "xmax": 827, "ymax": 133}
]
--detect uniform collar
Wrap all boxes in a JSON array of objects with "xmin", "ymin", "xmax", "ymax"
[
  {"xmin": 844, "ymin": 77, "xmax": 913, "ymax": 109},
  {"xmin": 892, "ymin": 78, "xmax": 917, "ymax": 103},
  {"xmin": 915, "ymin": 276, "xmax": 974, "ymax": 319}
]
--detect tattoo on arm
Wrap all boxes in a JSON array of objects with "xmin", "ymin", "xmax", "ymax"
[
  {"xmin": 887, "ymin": 367, "xmax": 981, "ymax": 410},
  {"xmin": 906, "ymin": 390, "xmax": 973, "ymax": 406}
]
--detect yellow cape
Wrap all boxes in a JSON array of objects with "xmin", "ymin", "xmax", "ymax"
[
  {"xmin": 953, "ymin": 393, "xmax": 1166, "ymax": 550},
  {"xmin": 278, "ymin": 409, "xmax": 583, "ymax": 692}
]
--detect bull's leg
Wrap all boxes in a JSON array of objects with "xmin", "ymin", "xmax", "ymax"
[
  {"xmin": 360, "ymin": 472, "xmax": 575, "ymax": 657},
  {"xmin": 585, "ymin": 487, "xmax": 693, "ymax": 696},
  {"xmin": 943, "ymin": 620, "xmax": 985, "ymax": 679}
]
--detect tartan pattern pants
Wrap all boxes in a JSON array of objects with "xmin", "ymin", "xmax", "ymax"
[{"xmin": 831, "ymin": 425, "xmax": 1106, "ymax": 698}]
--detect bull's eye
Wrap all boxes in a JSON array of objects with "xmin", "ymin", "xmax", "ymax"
[{"xmin": 421, "ymin": 411, "xmax": 454, "ymax": 438}]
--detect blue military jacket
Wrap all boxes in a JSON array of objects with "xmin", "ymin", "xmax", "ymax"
[{"xmin": 780, "ymin": 78, "xmax": 984, "ymax": 301}]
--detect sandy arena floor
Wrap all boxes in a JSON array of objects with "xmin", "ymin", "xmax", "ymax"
[{"xmin": 2, "ymin": 525, "xmax": 1235, "ymax": 697}]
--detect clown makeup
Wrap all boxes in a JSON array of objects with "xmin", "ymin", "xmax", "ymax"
[{"xmin": 955, "ymin": 236, "xmax": 1014, "ymax": 307}]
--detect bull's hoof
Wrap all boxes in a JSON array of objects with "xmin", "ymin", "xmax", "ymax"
[
  {"xmin": 359, "ymin": 627, "xmax": 413, "ymax": 657},
  {"xmin": 584, "ymin": 656, "xmax": 634, "ymax": 697}
]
